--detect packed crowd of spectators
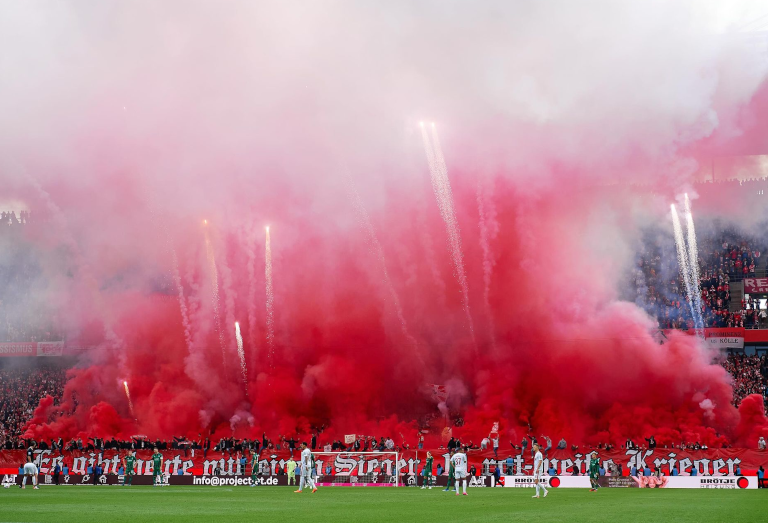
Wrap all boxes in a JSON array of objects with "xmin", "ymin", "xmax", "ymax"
[
  {"xmin": 630, "ymin": 223, "xmax": 766, "ymax": 330},
  {"xmin": 722, "ymin": 354, "xmax": 768, "ymax": 407},
  {"xmin": 0, "ymin": 364, "xmax": 67, "ymax": 448}
]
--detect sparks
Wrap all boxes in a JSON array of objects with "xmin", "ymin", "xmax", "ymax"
[
  {"xmin": 420, "ymin": 123, "xmax": 476, "ymax": 344},
  {"xmin": 683, "ymin": 194, "xmax": 704, "ymax": 331},
  {"xmin": 234, "ymin": 322, "xmax": 248, "ymax": 392},
  {"xmin": 671, "ymin": 204, "xmax": 698, "ymax": 329},
  {"xmin": 123, "ymin": 381, "xmax": 134, "ymax": 417}
]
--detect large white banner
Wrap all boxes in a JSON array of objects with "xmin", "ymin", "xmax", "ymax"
[{"xmin": 703, "ymin": 329, "xmax": 744, "ymax": 350}]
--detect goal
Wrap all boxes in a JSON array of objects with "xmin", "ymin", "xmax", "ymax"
[{"xmin": 311, "ymin": 451, "xmax": 401, "ymax": 487}]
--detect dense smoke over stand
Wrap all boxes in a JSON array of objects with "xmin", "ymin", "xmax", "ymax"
[{"xmin": 1, "ymin": 1, "xmax": 768, "ymax": 446}]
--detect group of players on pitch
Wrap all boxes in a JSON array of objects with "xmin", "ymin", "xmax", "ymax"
[
  {"xmin": 420, "ymin": 444, "xmax": 602, "ymax": 497},
  {"xmin": 420, "ymin": 447, "xmax": 471, "ymax": 495},
  {"xmin": 16, "ymin": 442, "xmax": 603, "ymax": 493}
]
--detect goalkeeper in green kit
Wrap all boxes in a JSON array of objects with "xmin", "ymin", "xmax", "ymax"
[
  {"xmin": 588, "ymin": 451, "xmax": 600, "ymax": 492},
  {"xmin": 421, "ymin": 452, "xmax": 433, "ymax": 489},
  {"xmin": 122, "ymin": 451, "xmax": 136, "ymax": 486},
  {"xmin": 152, "ymin": 447, "xmax": 165, "ymax": 487},
  {"xmin": 250, "ymin": 450, "xmax": 260, "ymax": 487},
  {"xmin": 443, "ymin": 449, "xmax": 455, "ymax": 492}
]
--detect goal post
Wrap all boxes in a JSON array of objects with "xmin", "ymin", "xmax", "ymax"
[{"xmin": 310, "ymin": 451, "xmax": 402, "ymax": 487}]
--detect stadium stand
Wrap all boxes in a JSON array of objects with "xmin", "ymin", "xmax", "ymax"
[
  {"xmin": 629, "ymin": 225, "xmax": 766, "ymax": 329},
  {"xmin": 0, "ymin": 363, "xmax": 67, "ymax": 449},
  {"xmin": 722, "ymin": 354, "xmax": 768, "ymax": 407}
]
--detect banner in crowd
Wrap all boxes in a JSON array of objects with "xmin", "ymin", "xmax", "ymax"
[
  {"xmin": 744, "ymin": 278, "xmax": 768, "ymax": 295},
  {"xmin": 0, "ymin": 342, "xmax": 66, "ymax": 358},
  {"xmin": 1, "ymin": 447, "xmax": 766, "ymax": 478},
  {"xmin": 663, "ymin": 328, "xmax": 747, "ymax": 349},
  {"xmin": 703, "ymin": 328, "xmax": 744, "ymax": 350}
]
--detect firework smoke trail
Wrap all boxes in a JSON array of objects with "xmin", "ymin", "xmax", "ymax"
[
  {"xmin": 421, "ymin": 123, "xmax": 476, "ymax": 343},
  {"xmin": 123, "ymin": 381, "xmax": 135, "ymax": 418},
  {"xmin": 671, "ymin": 205, "xmax": 697, "ymax": 324},
  {"xmin": 219, "ymin": 245, "xmax": 238, "ymax": 359},
  {"xmin": 246, "ymin": 223, "xmax": 260, "ymax": 356},
  {"xmin": 476, "ymin": 179, "xmax": 499, "ymax": 348},
  {"xmin": 265, "ymin": 226, "xmax": 275, "ymax": 362},
  {"xmin": 234, "ymin": 322, "xmax": 248, "ymax": 392},
  {"xmin": 170, "ymin": 244, "xmax": 194, "ymax": 355},
  {"xmin": 203, "ymin": 220, "xmax": 227, "ymax": 363},
  {"xmin": 684, "ymin": 194, "xmax": 705, "ymax": 331},
  {"xmin": 347, "ymin": 181, "xmax": 419, "ymax": 352}
]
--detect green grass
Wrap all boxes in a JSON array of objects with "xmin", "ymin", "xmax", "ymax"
[{"xmin": 0, "ymin": 486, "xmax": 766, "ymax": 523}]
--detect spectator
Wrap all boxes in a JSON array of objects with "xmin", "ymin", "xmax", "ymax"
[
  {"xmin": 557, "ymin": 438, "xmax": 567, "ymax": 450},
  {"xmin": 542, "ymin": 435, "xmax": 552, "ymax": 455},
  {"xmin": 758, "ymin": 437, "xmax": 766, "ymax": 451}
]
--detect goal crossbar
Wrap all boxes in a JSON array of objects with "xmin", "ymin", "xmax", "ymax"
[{"xmin": 309, "ymin": 451, "xmax": 401, "ymax": 487}]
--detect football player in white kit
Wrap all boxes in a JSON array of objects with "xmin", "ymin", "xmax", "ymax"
[
  {"xmin": 21, "ymin": 457, "xmax": 39, "ymax": 490},
  {"xmin": 532, "ymin": 443, "xmax": 548, "ymax": 498},
  {"xmin": 294, "ymin": 442, "xmax": 317, "ymax": 493},
  {"xmin": 451, "ymin": 446, "xmax": 469, "ymax": 496}
]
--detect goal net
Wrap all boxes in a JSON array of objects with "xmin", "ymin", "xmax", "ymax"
[{"xmin": 311, "ymin": 451, "xmax": 401, "ymax": 487}]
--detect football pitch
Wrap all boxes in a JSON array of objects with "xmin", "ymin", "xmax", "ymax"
[{"xmin": 0, "ymin": 486, "xmax": 766, "ymax": 523}]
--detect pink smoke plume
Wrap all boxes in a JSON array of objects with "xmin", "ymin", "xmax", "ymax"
[{"xmin": 0, "ymin": 1, "xmax": 764, "ymax": 446}]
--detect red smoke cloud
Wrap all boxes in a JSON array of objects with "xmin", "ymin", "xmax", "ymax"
[
  {"xmin": 21, "ymin": 171, "xmax": 768, "ymax": 447},
  {"xmin": 4, "ymin": 1, "xmax": 767, "ymax": 447}
]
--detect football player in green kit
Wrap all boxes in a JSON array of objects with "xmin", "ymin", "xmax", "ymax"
[
  {"xmin": 122, "ymin": 451, "xmax": 136, "ymax": 486},
  {"xmin": 421, "ymin": 451, "xmax": 433, "ymax": 489},
  {"xmin": 250, "ymin": 450, "xmax": 260, "ymax": 487},
  {"xmin": 152, "ymin": 447, "xmax": 164, "ymax": 487},
  {"xmin": 443, "ymin": 449, "xmax": 455, "ymax": 492},
  {"xmin": 589, "ymin": 451, "xmax": 600, "ymax": 492}
]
